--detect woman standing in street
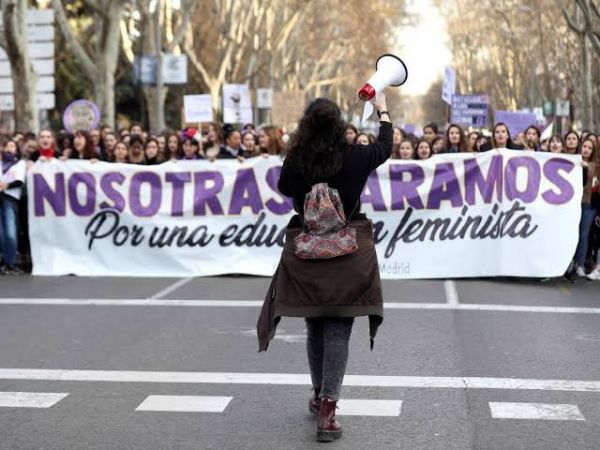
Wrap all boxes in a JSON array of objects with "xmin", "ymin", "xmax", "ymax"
[{"xmin": 257, "ymin": 95, "xmax": 392, "ymax": 442}]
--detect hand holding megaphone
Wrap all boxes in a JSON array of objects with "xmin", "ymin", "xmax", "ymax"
[{"xmin": 358, "ymin": 53, "xmax": 407, "ymax": 123}]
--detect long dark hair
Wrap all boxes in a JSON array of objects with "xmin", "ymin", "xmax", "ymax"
[
  {"xmin": 285, "ymin": 98, "xmax": 346, "ymax": 182},
  {"xmin": 443, "ymin": 123, "xmax": 468, "ymax": 152},
  {"xmin": 74, "ymin": 130, "xmax": 97, "ymax": 160}
]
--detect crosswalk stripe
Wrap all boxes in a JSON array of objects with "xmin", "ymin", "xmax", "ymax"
[
  {"xmin": 489, "ymin": 402, "xmax": 585, "ymax": 421},
  {"xmin": 337, "ymin": 399, "xmax": 403, "ymax": 417},
  {"xmin": 1, "ymin": 369, "xmax": 600, "ymax": 392},
  {"xmin": 135, "ymin": 395, "xmax": 232, "ymax": 413},
  {"xmin": 0, "ymin": 391, "xmax": 68, "ymax": 408},
  {"xmin": 1, "ymin": 298, "xmax": 600, "ymax": 315}
]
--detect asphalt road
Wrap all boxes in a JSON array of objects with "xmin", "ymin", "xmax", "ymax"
[{"xmin": 0, "ymin": 275, "xmax": 599, "ymax": 450}]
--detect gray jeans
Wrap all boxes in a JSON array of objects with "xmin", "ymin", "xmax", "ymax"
[{"xmin": 305, "ymin": 317, "xmax": 354, "ymax": 401}]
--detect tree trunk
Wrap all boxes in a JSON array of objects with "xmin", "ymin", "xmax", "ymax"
[
  {"xmin": 1, "ymin": 0, "xmax": 38, "ymax": 133},
  {"xmin": 581, "ymin": 33, "xmax": 594, "ymax": 130}
]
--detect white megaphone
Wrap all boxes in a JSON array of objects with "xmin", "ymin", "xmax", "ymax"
[{"xmin": 358, "ymin": 54, "xmax": 407, "ymax": 123}]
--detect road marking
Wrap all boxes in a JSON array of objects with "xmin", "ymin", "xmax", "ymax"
[
  {"xmin": 489, "ymin": 402, "xmax": 585, "ymax": 421},
  {"xmin": 2, "ymin": 298, "xmax": 600, "ymax": 315},
  {"xmin": 135, "ymin": 395, "xmax": 232, "ymax": 413},
  {"xmin": 337, "ymin": 399, "xmax": 402, "ymax": 417},
  {"xmin": 444, "ymin": 280, "xmax": 459, "ymax": 306},
  {"xmin": 2, "ymin": 369, "xmax": 600, "ymax": 392},
  {"xmin": 148, "ymin": 277, "xmax": 194, "ymax": 299},
  {"xmin": 0, "ymin": 391, "xmax": 68, "ymax": 408}
]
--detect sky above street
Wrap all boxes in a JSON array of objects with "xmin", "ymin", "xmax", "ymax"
[{"xmin": 397, "ymin": 0, "xmax": 451, "ymax": 96}]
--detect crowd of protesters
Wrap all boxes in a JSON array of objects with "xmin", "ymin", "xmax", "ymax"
[{"xmin": 1, "ymin": 118, "xmax": 600, "ymax": 279}]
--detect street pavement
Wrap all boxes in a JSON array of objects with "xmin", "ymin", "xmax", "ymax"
[{"xmin": 0, "ymin": 275, "xmax": 599, "ymax": 449}]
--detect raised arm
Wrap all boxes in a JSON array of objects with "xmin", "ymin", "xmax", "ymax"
[{"xmin": 357, "ymin": 94, "xmax": 393, "ymax": 171}]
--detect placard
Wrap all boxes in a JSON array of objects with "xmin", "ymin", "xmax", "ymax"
[{"xmin": 183, "ymin": 94, "xmax": 213, "ymax": 123}]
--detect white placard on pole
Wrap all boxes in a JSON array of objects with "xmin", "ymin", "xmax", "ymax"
[
  {"xmin": 223, "ymin": 84, "xmax": 253, "ymax": 124},
  {"xmin": 183, "ymin": 95, "xmax": 213, "ymax": 123},
  {"xmin": 442, "ymin": 67, "xmax": 456, "ymax": 104},
  {"xmin": 556, "ymin": 100, "xmax": 570, "ymax": 117}
]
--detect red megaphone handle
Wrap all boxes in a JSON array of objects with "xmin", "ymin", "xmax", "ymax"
[{"xmin": 358, "ymin": 83, "xmax": 376, "ymax": 101}]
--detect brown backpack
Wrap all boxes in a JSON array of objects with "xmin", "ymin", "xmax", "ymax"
[{"xmin": 294, "ymin": 183, "xmax": 359, "ymax": 259}]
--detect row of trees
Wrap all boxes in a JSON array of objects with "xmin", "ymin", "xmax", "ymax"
[
  {"xmin": 442, "ymin": 0, "xmax": 600, "ymax": 131},
  {"xmin": 0, "ymin": 0, "xmax": 408, "ymax": 132}
]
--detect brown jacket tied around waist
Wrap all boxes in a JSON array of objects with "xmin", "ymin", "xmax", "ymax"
[{"xmin": 257, "ymin": 219, "xmax": 383, "ymax": 352}]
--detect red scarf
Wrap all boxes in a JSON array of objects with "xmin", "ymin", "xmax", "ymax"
[{"xmin": 40, "ymin": 147, "xmax": 55, "ymax": 158}]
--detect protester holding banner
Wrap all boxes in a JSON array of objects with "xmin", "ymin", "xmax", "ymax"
[
  {"xmin": 467, "ymin": 131, "xmax": 481, "ymax": 152},
  {"xmin": 69, "ymin": 130, "xmax": 98, "ymax": 160},
  {"xmin": 423, "ymin": 123, "xmax": 438, "ymax": 144},
  {"xmin": 442, "ymin": 123, "xmax": 468, "ymax": 153},
  {"xmin": 564, "ymin": 131, "xmax": 580, "ymax": 154},
  {"xmin": 0, "ymin": 140, "xmax": 26, "ymax": 275},
  {"xmin": 201, "ymin": 122, "xmax": 222, "ymax": 160},
  {"xmin": 431, "ymin": 136, "xmax": 445, "ymax": 154},
  {"xmin": 35, "ymin": 129, "xmax": 57, "ymax": 161},
  {"xmin": 102, "ymin": 132, "xmax": 118, "ymax": 162},
  {"xmin": 524, "ymin": 126, "xmax": 541, "ymax": 151},
  {"xmin": 398, "ymin": 139, "xmax": 416, "ymax": 160},
  {"xmin": 165, "ymin": 132, "xmax": 182, "ymax": 160},
  {"xmin": 416, "ymin": 139, "xmax": 433, "ymax": 159},
  {"xmin": 218, "ymin": 124, "xmax": 243, "ymax": 160},
  {"xmin": 480, "ymin": 122, "xmax": 524, "ymax": 151},
  {"xmin": 180, "ymin": 137, "xmax": 201, "ymax": 160},
  {"xmin": 241, "ymin": 130, "xmax": 259, "ymax": 157},
  {"xmin": 259, "ymin": 126, "xmax": 285, "ymax": 155},
  {"xmin": 144, "ymin": 138, "xmax": 163, "ymax": 165},
  {"xmin": 258, "ymin": 95, "xmax": 392, "ymax": 443},
  {"xmin": 548, "ymin": 135, "xmax": 564, "ymax": 153},
  {"xmin": 112, "ymin": 142, "xmax": 129, "ymax": 164},
  {"xmin": 58, "ymin": 132, "xmax": 74, "ymax": 158},
  {"xmin": 392, "ymin": 126, "xmax": 404, "ymax": 157},
  {"xmin": 128, "ymin": 135, "xmax": 146, "ymax": 164},
  {"xmin": 574, "ymin": 138, "xmax": 599, "ymax": 277}
]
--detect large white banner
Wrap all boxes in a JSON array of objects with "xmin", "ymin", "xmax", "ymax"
[{"xmin": 28, "ymin": 151, "xmax": 582, "ymax": 279}]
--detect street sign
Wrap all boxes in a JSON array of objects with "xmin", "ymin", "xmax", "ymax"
[
  {"xmin": 0, "ymin": 59, "xmax": 54, "ymax": 76},
  {"xmin": 0, "ymin": 43, "xmax": 54, "ymax": 61},
  {"xmin": 442, "ymin": 67, "xmax": 456, "ymax": 105},
  {"xmin": 134, "ymin": 54, "xmax": 188, "ymax": 85},
  {"xmin": 0, "ymin": 76, "xmax": 54, "ymax": 94},
  {"xmin": 0, "ymin": 8, "xmax": 55, "ymax": 110},
  {"xmin": 543, "ymin": 100, "xmax": 555, "ymax": 116},
  {"xmin": 450, "ymin": 94, "xmax": 489, "ymax": 127},
  {"xmin": 556, "ymin": 100, "xmax": 570, "ymax": 117},
  {"xmin": 256, "ymin": 88, "xmax": 273, "ymax": 109},
  {"xmin": 162, "ymin": 54, "xmax": 187, "ymax": 84},
  {"xmin": 0, "ymin": 93, "xmax": 55, "ymax": 111}
]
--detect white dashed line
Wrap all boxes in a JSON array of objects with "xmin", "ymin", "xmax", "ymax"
[
  {"xmin": 337, "ymin": 399, "xmax": 403, "ymax": 417},
  {"xmin": 135, "ymin": 395, "xmax": 232, "ymax": 413},
  {"xmin": 0, "ymin": 391, "xmax": 69, "ymax": 408},
  {"xmin": 489, "ymin": 402, "xmax": 585, "ymax": 421}
]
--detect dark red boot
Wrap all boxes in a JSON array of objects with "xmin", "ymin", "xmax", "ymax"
[
  {"xmin": 316, "ymin": 397, "xmax": 342, "ymax": 442},
  {"xmin": 308, "ymin": 387, "xmax": 321, "ymax": 415}
]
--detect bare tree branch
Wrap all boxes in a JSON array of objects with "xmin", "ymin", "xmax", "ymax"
[
  {"xmin": 51, "ymin": 0, "xmax": 96, "ymax": 77},
  {"xmin": 82, "ymin": 0, "xmax": 108, "ymax": 20},
  {"xmin": 556, "ymin": 0, "xmax": 586, "ymax": 33},
  {"xmin": 166, "ymin": 0, "xmax": 196, "ymax": 52}
]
